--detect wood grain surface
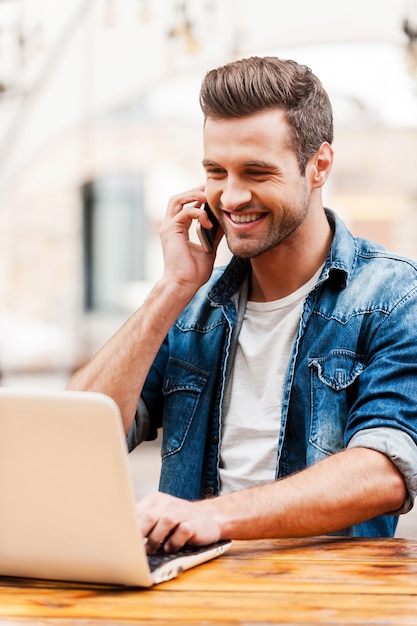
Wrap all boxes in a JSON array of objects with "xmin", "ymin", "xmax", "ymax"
[{"xmin": 0, "ymin": 537, "xmax": 416, "ymax": 625}]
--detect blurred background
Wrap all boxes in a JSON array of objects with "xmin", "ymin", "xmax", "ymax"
[{"xmin": 0, "ymin": 0, "xmax": 417, "ymax": 535}]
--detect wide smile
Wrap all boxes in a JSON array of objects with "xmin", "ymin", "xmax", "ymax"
[
  {"xmin": 227, "ymin": 212, "xmax": 267, "ymax": 225},
  {"xmin": 225, "ymin": 211, "xmax": 268, "ymax": 234}
]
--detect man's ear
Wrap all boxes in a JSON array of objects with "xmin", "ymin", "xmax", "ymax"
[{"xmin": 309, "ymin": 142, "xmax": 333, "ymax": 189}]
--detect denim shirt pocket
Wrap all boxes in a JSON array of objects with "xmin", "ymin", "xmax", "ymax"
[
  {"xmin": 308, "ymin": 350, "xmax": 364, "ymax": 456},
  {"xmin": 161, "ymin": 357, "xmax": 209, "ymax": 458}
]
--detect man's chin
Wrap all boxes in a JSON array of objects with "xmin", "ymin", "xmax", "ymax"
[{"xmin": 226, "ymin": 237, "xmax": 274, "ymax": 260}]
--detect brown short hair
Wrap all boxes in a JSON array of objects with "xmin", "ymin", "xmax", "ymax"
[{"xmin": 199, "ymin": 56, "xmax": 333, "ymax": 174}]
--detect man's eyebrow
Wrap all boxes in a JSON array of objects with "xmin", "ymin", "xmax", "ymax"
[
  {"xmin": 202, "ymin": 159, "xmax": 277, "ymax": 169},
  {"xmin": 243, "ymin": 160, "xmax": 277, "ymax": 169},
  {"xmin": 202, "ymin": 159, "xmax": 221, "ymax": 167}
]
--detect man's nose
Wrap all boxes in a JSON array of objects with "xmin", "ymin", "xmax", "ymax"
[{"xmin": 220, "ymin": 180, "xmax": 252, "ymax": 212}]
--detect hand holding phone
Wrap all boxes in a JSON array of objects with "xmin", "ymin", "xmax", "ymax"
[{"xmin": 196, "ymin": 203, "xmax": 219, "ymax": 253}]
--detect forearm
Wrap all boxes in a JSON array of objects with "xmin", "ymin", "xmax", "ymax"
[
  {"xmin": 67, "ymin": 279, "xmax": 194, "ymax": 433},
  {"xmin": 67, "ymin": 187, "xmax": 219, "ymax": 434},
  {"xmin": 211, "ymin": 447, "xmax": 407, "ymax": 539},
  {"xmin": 137, "ymin": 447, "xmax": 407, "ymax": 552}
]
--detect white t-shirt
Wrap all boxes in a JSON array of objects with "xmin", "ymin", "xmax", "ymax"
[{"xmin": 219, "ymin": 268, "xmax": 322, "ymax": 494}]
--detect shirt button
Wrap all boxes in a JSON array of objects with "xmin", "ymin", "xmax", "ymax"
[
  {"xmin": 211, "ymin": 435, "xmax": 219, "ymax": 444},
  {"xmin": 205, "ymin": 486, "xmax": 215, "ymax": 497}
]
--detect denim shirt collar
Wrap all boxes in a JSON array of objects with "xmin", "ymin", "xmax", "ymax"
[{"xmin": 319, "ymin": 209, "xmax": 355, "ymax": 289}]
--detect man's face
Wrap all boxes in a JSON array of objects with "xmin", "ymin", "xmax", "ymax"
[{"xmin": 202, "ymin": 109, "xmax": 312, "ymax": 259}]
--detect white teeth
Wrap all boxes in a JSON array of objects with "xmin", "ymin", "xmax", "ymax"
[{"xmin": 229, "ymin": 213, "xmax": 262, "ymax": 224}]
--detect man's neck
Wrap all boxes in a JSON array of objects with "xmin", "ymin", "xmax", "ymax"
[{"xmin": 248, "ymin": 209, "xmax": 333, "ymax": 302}]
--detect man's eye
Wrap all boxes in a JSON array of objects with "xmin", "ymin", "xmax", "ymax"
[
  {"xmin": 248, "ymin": 170, "xmax": 269, "ymax": 177},
  {"xmin": 207, "ymin": 169, "xmax": 226, "ymax": 176},
  {"xmin": 256, "ymin": 168, "xmax": 275, "ymax": 175}
]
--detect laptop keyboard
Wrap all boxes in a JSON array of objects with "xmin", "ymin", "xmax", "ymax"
[{"xmin": 147, "ymin": 542, "xmax": 225, "ymax": 573}]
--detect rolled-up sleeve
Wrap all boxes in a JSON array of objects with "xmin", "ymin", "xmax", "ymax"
[
  {"xmin": 348, "ymin": 426, "xmax": 417, "ymax": 514},
  {"xmin": 126, "ymin": 396, "xmax": 152, "ymax": 452}
]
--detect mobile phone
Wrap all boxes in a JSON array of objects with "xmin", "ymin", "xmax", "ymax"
[{"xmin": 196, "ymin": 203, "xmax": 219, "ymax": 253}]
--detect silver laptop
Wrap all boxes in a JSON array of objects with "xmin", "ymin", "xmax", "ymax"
[{"xmin": 0, "ymin": 388, "xmax": 231, "ymax": 587}]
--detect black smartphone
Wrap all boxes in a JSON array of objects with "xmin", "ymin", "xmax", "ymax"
[{"xmin": 196, "ymin": 203, "xmax": 219, "ymax": 253}]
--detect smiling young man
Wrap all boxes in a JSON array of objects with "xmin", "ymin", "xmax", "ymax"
[{"xmin": 67, "ymin": 57, "xmax": 417, "ymax": 552}]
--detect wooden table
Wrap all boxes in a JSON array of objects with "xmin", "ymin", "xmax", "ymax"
[{"xmin": 1, "ymin": 536, "xmax": 417, "ymax": 625}]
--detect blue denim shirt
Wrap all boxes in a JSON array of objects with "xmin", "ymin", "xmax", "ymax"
[{"xmin": 128, "ymin": 210, "xmax": 417, "ymax": 537}]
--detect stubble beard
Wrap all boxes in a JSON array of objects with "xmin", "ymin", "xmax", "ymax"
[{"xmin": 223, "ymin": 197, "xmax": 310, "ymax": 260}]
